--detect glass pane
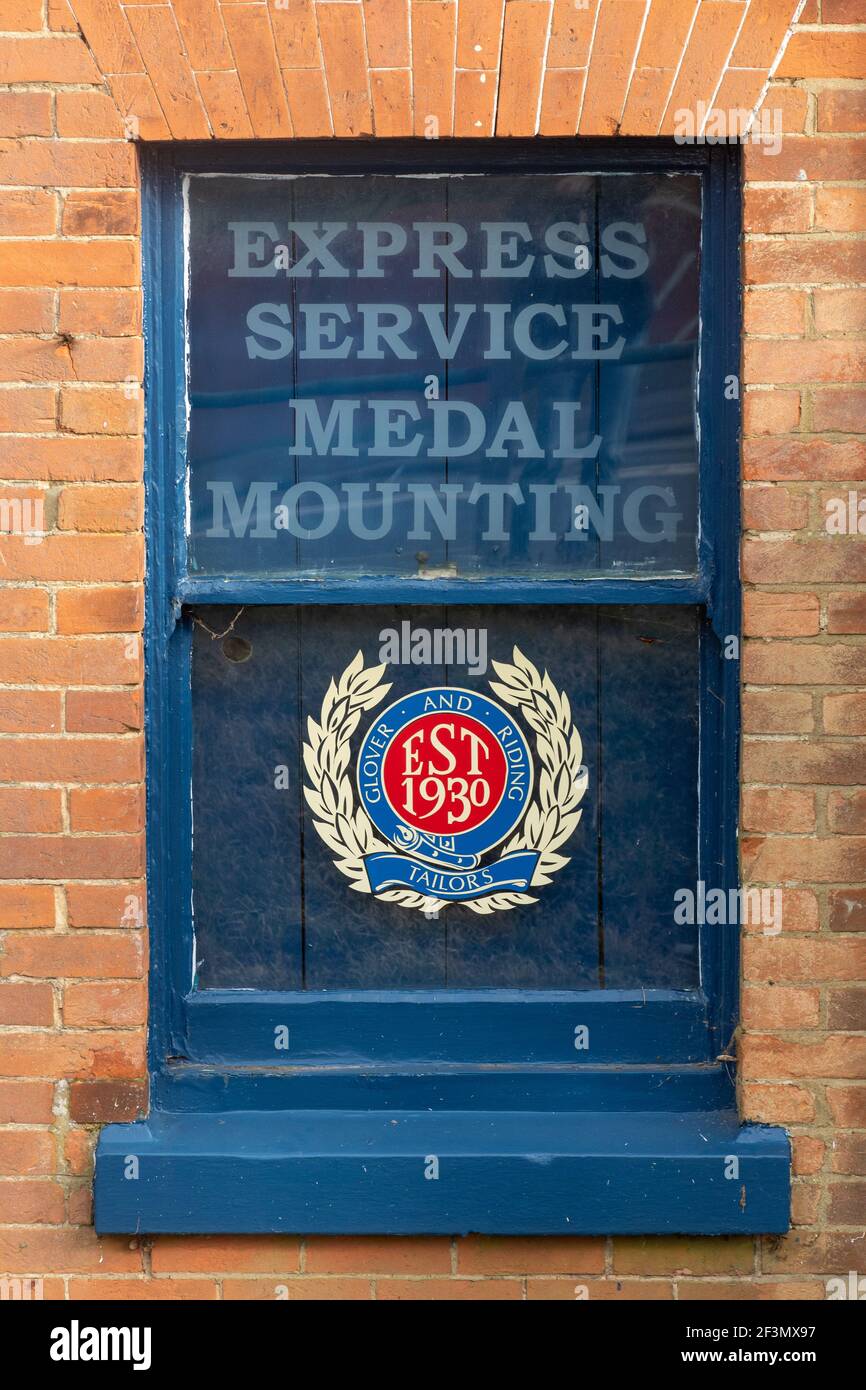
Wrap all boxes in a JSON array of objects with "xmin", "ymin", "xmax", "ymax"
[
  {"xmin": 186, "ymin": 172, "xmax": 700, "ymax": 578},
  {"xmin": 191, "ymin": 604, "xmax": 699, "ymax": 990}
]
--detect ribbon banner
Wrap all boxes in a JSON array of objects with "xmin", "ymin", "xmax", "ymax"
[{"xmin": 364, "ymin": 850, "xmax": 541, "ymax": 902}]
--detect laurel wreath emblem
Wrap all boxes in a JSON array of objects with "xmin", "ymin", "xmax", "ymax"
[{"xmin": 302, "ymin": 647, "xmax": 588, "ymax": 915}]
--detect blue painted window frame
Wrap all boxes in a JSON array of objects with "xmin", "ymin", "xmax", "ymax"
[
  {"xmin": 93, "ymin": 140, "xmax": 792, "ymax": 1237},
  {"xmin": 148, "ymin": 139, "xmax": 740, "ymax": 1087}
]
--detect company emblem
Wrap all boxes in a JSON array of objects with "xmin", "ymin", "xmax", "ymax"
[{"xmin": 303, "ymin": 648, "xmax": 587, "ymax": 914}]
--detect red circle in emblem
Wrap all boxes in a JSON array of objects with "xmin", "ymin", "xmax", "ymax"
[{"xmin": 381, "ymin": 711, "xmax": 508, "ymax": 836}]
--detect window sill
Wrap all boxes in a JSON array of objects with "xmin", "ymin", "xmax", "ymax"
[{"xmin": 94, "ymin": 1099, "xmax": 790, "ymax": 1235}]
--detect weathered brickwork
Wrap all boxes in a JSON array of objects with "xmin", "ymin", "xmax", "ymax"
[{"xmin": 0, "ymin": 1, "xmax": 863, "ymax": 1299}]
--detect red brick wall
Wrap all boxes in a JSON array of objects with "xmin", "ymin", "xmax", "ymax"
[{"xmin": 0, "ymin": 1, "xmax": 863, "ymax": 1299}]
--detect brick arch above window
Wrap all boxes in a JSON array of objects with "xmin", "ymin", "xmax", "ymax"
[{"xmin": 65, "ymin": 0, "xmax": 807, "ymax": 142}]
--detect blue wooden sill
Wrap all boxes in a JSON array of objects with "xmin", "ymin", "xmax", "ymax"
[{"xmin": 94, "ymin": 1070, "xmax": 790, "ymax": 1235}]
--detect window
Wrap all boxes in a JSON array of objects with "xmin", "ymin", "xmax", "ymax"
[{"xmin": 95, "ymin": 140, "xmax": 789, "ymax": 1235}]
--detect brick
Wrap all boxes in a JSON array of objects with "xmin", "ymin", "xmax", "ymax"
[
  {"xmin": 613, "ymin": 1236, "xmax": 753, "ymax": 1277},
  {"xmin": 731, "ymin": 0, "xmax": 800, "ymax": 68},
  {"xmin": 828, "ymin": 790, "xmax": 866, "ymax": 835},
  {"xmin": 832, "ymin": 1136, "xmax": 866, "ymax": 1176},
  {"xmin": 0, "ymin": 981, "xmax": 54, "ymax": 1026},
  {"xmin": 222, "ymin": 1277, "xmax": 372, "ymax": 1300},
  {"xmin": 744, "ymin": 289, "xmax": 806, "ymax": 336},
  {"xmin": 828, "ymin": 987, "xmax": 866, "ymax": 1032},
  {"xmin": 0, "ymin": 92, "xmax": 52, "ymax": 138},
  {"xmin": 742, "ymin": 984, "xmax": 820, "ymax": 1029},
  {"xmin": 0, "ymin": 1080, "xmax": 54, "ymax": 1124},
  {"xmin": 778, "ymin": 32, "xmax": 866, "ymax": 80},
  {"xmin": 454, "ymin": 68, "xmax": 497, "ymax": 137},
  {"xmin": 1, "ymin": 932, "xmax": 143, "ymax": 982},
  {"xmin": 0, "ymin": 1227, "xmax": 143, "ymax": 1275},
  {"xmin": 743, "ymin": 391, "xmax": 801, "ymax": 437},
  {"xmin": 828, "ymin": 1181, "xmax": 866, "ymax": 1225},
  {"xmin": 743, "ymin": 642, "xmax": 866, "ymax": 686},
  {"xmin": 0, "ymin": 242, "xmax": 138, "ymax": 291},
  {"xmin": 0, "ymin": 736, "xmax": 142, "ymax": 785},
  {"xmin": 456, "ymin": 0, "xmax": 502, "ymax": 70},
  {"xmin": 825, "ymin": 692, "xmax": 866, "ymax": 735},
  {"xmin": 0, "ymin": 690, "xmax": 61, "ymax": 733},
  {"xmin": 0, "ymin": 337, "xmax": 76, "ymax": 383},
  {"xmin": 0, "ymin": 1130, "xmax": 55, "ymax": 1177},
  {"xmin": 69, "ymin": 1278, "xmax": 218, "ymax": 1300},
  {"xmin": 743, "ymin": 187, "xmax": 811, "ymax": 236},
  {"xmin": 527, "ymin": 1278, "xmax": 674, "ymax": 1300},
  {"xmin": 0, "ymin": 288, "xmax": 53, "ymax": 334},
  {"xmin": 370, "ymin": 70, "xmax": 412, "ymax": 138},
  {"xmin": 62, "ymin": 191, "xmax": 138, "ymax": 238},
  {"xmin": 746, "ymin": 340, "xmax": 866, "ymax": 386},
  {"xmin": 548, "ymin": 0, "xmax": 599, "ymax": 69},
  {"xmin": 620, "ymin": 67, "xmax": 674, "ymax": 137},
  {"xmin": 744, "ymin": 938, "xmax": 866, "ymax": 984},
  {"xmin": 538, "ymin": 69, "xmax": 584, "ymax": 136},
  {"xmin": 172, "ymin": 0, "xmax": 234, "ymax": 70},
  {"xmin": 377, "ymin": 1277, "xmax": 522, "ymax": 1300},
  {"xmin": 744, "ymin": 438, "xmax": 866, "ymax": 484},
  {"xmin": 64, "ymin": 1127, "xmax": 94, "ymax": 1176},
  {"xmin": 818, "ymin": 89, "xmax": 866, "ymax": 134},
  {"xmin": 58, "ymin": 289, "xmax": 142, "ymax": 337},
  {"xmin": 0, "ymin": 588, "xmax": 50, "ymax": 632},
  {"xmin": 0, "ymin": 885, "xmax": 55, "ymax": 930},
  {"xmin": 823, "ymin": 0, "xmax": 866, "ymax": 17},
  {"xmin": 151, "ymin": 1236, "xmax": 301, "ymax": 1275},
  {"xmin": 65, "ymin": 690, "xmax": 143, "ymax": 736},
  {"xmin": 0, "ymin": 0, "xmax": 42, "ymax": 27},
  {"xmin": 741, "ymin": 787, "xmax": 815, "ymax": 834},
  {"xmin": 763, "ymin": 1232, "xmax": 866, "ymax": 1274},
  {"xmin": 742, "ymin": 540, "xmax": 866, "ymax": 585},
  {"xmin": 740, "ymin": 1035, "xmax": 866, "ymax": 1080},
  {"xmin": 0, "ymin": 635, "xmax": 140, "ymax": 686},
  {"xmin": 196, "ymin": 71, "xmax": 255, "ymax": 140},
  {"xmin": 496, "ymin": 0, "xmax": 549, "ymax": 136},
  {"xmin": 815, "ymin": 186, "xmax": 866, "ymax": 234},
  {"xmin": 0, "ymin": 788, "xmax": 62, "ymax": 834},
  {"xmin": 66, "ymin": 338, "xmax": 142, "ymax": 386},
  {"xmin": 305, "ymin": 1236, "xmax": 451, "ymax": 1275},
  {"xmin": 69, "ymin": 1079, "xmax": 146, "ymax": 1125},
  {"xmin": 790, "ymin": 1184, "xmax": 821, "ymax": 1226},
  {"xmin": 743, "ymin": 833, "xmax": 866, "ymax": 884},
  {"xmin": 743, "ymin": 486, "xmax": 809, "ymax": 532},
  {"xmin": 745, "ymin": 237, "xmax": 866, "ymax": 285},
  {"xmin": 0, "ymin": 437, "xmax": 142, "ymax": 483},
  {"xmin": 456, "ymin": 1235, "xmax": 604, "ymax": 1276},
  {"xmin": 741, "ymin": 1083, "xmax": 816, "ymax": 1124},
  {"xmin": 815, "ymin": 289, "xmax": 866, "ymax": 336},
  {"xmin": 69, "ymin": 786, "xmax": 144, "ymax": 834},
  {"xmin": 580, "ymin": 0, "xmax": 646, "ymax": 136},
  {"xmin": 829, "ymin": 889, "xmax": 866, "ymax": 933},
  {"xmin": 742, "ymin": 689, "xmax": 813, "ymax": 734},
  {"xmin": 412, "ymin": 1, "xmax": 457, "ymax": 138},
  {"xmin": 0, "ymin": 141, "xmax": 135, "ymax": 191},
  {"xmin": 63, "ymin": 981, "xmax": 146, "ymax": 1028},
  {"xmin": 0, "ymin": 1180, "xmax": 64, "ymax": 1226},
  {"xmin": 59, "ymin": 388, "xmax": 142, "ymax": 436},
  {"xmin": 282, "ymin": 69, "xmax": 333, "ymax": 140},
  {"xmin": 58, "ymin": 484, "xmax": 142, "ymax": 533},
  {"xmin": 828, "ymin": 1086, "xmax": 866, "ymax": 1127},
  {"xmin": 56, "ymin": 585, "xmax": 142, "ymax": 635},
  {"xmin": 316, "ymin": 0, "xmax": 372, "ymax": 137},
  {"xmin": 742, "ymin": 591, "xmax": 817, "ymax": 635},
  {"xmin": 0, "ymin": 36, "xmax": 100, "ymax": 83},
  {"xmin": 66, "ymin": 883, "xmax": 145, "ymax": 930},
  {"xmin": 0, "ymin": 834, "xmax": 144, "ymax": 882},
  {"xmin": 0, "ymin": 387, "xmax": 55, "ymax": 432},
  {"xmin": 813, "ymin": 388, "xmax": 866, "ymax": 434},
  {"xmin": 56, "ymin": 91, "xmax": 125, "ymax": 140},
  {"xmin": 678, "ymin": 1279, "xmax": 823, "ymax": 1300}
]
